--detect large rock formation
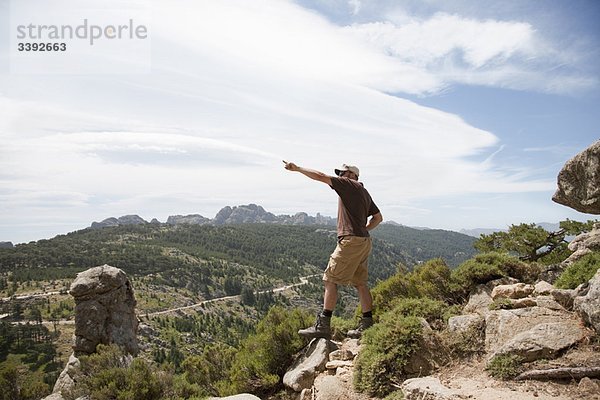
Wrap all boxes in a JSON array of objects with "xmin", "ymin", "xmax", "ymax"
[
  {"xmin": 574, "ymin": 268, "xmax": 600, "ymax": 333},
  {"xmin": 283, "ymin": 338, "xmax": 337, "ymax": 392},
  {"xmin": 70, "ymin": 264, "xmax": 138, "ymax": 355},
  {"xmin": 166, "ymin": 214, "xmax": 210, "ymax": 225},
  {"xmin": 560, "ymin": 223, "xmax": 600, "ymax": 266},
  {"xmin": 46, "ymin": 265, "xmax": 138, "ymax": 399},
  {"xmin": 90, "ymin": 215, "xmax": 148, "ymax": 229},
  {"xmin": 552, "ymin": 140, "xmax": 600, "ymax": 214}
]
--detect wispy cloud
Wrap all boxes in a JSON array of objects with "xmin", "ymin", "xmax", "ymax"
[
  {"xmin": 342, "ymin": 12, "xmax": 597, "ymax": 94},
  {"xmin": 0, "ymin": 0, "xmax": 595, "ymax": 242}
]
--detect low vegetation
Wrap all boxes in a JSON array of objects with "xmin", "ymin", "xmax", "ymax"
[{"xmin": 0, "ymin": 219, "xmax": 596, "ymax": 398}]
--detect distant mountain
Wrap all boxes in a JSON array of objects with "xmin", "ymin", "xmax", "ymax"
[
  {"xmin": 460, "ymin": 222, "xmax": 562, "ymax": 238},
  {"xmin": 372, "ymin": 224, "xmax": 477, "ymax": 267},
  {"xmin": 89, "ymin": 204, "xmax": 336, "ymax": 229},
  {"xmin": 0, "ymin": 242, "xmax": 13, "ymax": 249},
  {"xmin": 459, "ymin": 228, "xmax": 504, "ymax": 238}
]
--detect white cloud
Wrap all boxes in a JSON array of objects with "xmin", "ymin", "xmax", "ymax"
[
  {"xmin": 0, "ymin": 0, "xmax": 591, "ymax": 242},
  {"xmin": 342, "ymin": 12, "xmax": 596, "ymax": 93}
]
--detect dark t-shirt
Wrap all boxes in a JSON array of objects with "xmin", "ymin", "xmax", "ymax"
[{"xmin": 330, "ymin": 177, "xmax": 380, "ymax": 238}]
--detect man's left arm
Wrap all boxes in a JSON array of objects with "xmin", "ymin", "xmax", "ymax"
[{"xmin": 366, "ymin": 212, "xmax": 383, "ymax": 231}]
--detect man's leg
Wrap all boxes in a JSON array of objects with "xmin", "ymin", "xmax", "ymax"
[
  {"xmin": 356, "ymin": 283, "xmax": 372, "ymax": 313},
  {"xmin": 298, "ymin": 281, "xmax": 337, "ymax": 340},
  {"xmin": 323, "ymin": 280, "xmax": 338, "ymax": 311}
]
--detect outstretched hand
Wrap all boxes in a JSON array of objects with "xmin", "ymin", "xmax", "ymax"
[{"xmin": 283, "ymin": 160, "xmax": 299, "ymax": 172}]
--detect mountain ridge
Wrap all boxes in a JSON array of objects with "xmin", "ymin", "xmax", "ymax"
[{"xmin": 90, "ymin": 204, "xmax": 337, "ymax": 229}]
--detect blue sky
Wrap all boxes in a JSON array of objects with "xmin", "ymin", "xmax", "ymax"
[{"xmin": 0, "ymin": 0, "xmax": 599, "ymax": 243}]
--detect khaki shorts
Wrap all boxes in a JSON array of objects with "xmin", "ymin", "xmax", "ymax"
[{"xmin": 323, "ymin": 236, "xmax": 372, "ymax": 286}]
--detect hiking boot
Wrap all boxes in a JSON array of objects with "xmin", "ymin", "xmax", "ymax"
[
  {"xmin": 347, "ymin": 316, "xmax": 373, "ymax": 338},
  {"xmin": 298, "ymin": 313, "xmax": 331, "ymax": 340}
]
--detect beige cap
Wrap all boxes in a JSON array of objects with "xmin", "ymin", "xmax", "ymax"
[{"xmin": 334, "ymin": 164, "xmax": 360, "ymax": 177}]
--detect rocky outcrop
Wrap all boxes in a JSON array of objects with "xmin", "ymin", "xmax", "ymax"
[
  {"xmin": 46, "ymin": 265, "xmax": 138, "ymax": 400},
  {"xmin": 90, "ymin": 215, "xmax": 147, "ymax": 229},
  {"xmin": 89, "ymin": 205, "xmax": 337, "ymax": 229},
  {"xmin": 402, "ymin": 377, "xmax": 458, "ymax": 400},
  {"xmin": 70, "ymin": 265, "xmax": 138, "ymax": 356},
  {"xmin": 0, "ymin": 241, "xmax": 13, "ymax": 249},
  {"xmin": 283, "ymin": 338, "xmax": 337, "ymax": 392},
  {"xmin": 491, "ymin": 283, "xmax": 534, "ymax": 300},
  {"xmin": 574, "ymin": 269, "xmax": 600, "ymax": 333},
  {"xmin": 166, "ymin": 214, "xmax": 210, "ymax": 225},
  {"xmin": 561, "ymin": 223, "xmax": 600, "ymax": 266},
  {"xmin": 552, "ymin": 140, "xmax": 600, "ymax": 214}
]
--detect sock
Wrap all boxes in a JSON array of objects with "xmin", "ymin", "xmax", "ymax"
[
  {"xmin": 322, "ymin": 309, "xmax": 333, "ymax": 317},
  {"xmin": 362, "ymin": 311, "xmax": 373, "ymax": 319}
]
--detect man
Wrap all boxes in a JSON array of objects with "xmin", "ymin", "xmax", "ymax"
[{"xmin": 283, "ymin": 161, "xmax": 383, "ymax": 339}]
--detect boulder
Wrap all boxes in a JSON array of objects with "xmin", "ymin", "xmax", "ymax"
[
  {"xmin": 491, "ymin": 283, "xmax": 534, "ymax": 300},
  {"xmin": 403, "ymin": 319, "xmax": 449, "ymax": 376},
  {"xmin": 50, "ymin": 265, "xmax": 139, "ymax": 398},
  {"xmin": 448, "ymin": 314, "xmax": 484, "ymax": 333},
  {"xmin": 534, "ymin": 296, "xmax": 564, "ymax": 311},
  {"xmin": 561, "ymin": 224, "xmax": 600, "ymax": 266},
  {"xmin": 70, "ymin": 265, "xmax": 138, "ymax": 356},
  {"xmin": 329, "ymin": 349, "xmax": 355, "ymax": 361},
  {"xmin": 490, "ymin": 322, "xmax": 588, "ymax": 362},
  {"xmin": 485, "ymin": 307, "xmax": 588, "ymax": 362},
  {"xmin": 463, "ymin": 285, "xmax": 493, "ymax": 315},
  {"xmin": 534, "ymin": 281, "xmax": 555, "ymax": 296},
  {"xmin": 574, "ymin": 269, "xmax": 600, "ymax": 333},
  {"xmin": 464, "ymin": 278, "xmax": 519, "ymax": 315},
  {"xmin": 313, "ymin": 374, "xmax": 371, "ymax": 400},
  {"xmin": 508, "ymin": 297, "xmax": 537, "ymax": 309},
  {"xmin": 552, "ymin": 140, "xmax": 600, "ymax": 214},
  {"xmin": 401, "ymin": 377, "xmax": 458, "ymax": 400},
  {"xmin": 283, "ymin": 338, "xmax": 337, "ymax": 392}
]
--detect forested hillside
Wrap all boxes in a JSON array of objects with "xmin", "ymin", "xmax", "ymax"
[
  {"xmin": 0, "ymin": 223, "xmax": 476, "ymax": 287},
  {"xmin": 372, "ymin": 223, "xmax": 477, "ymax": 267}
]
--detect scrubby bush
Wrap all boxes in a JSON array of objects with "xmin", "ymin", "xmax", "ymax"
[
  {"xmin": 486, "ymin": 354, "xmax": 523, "ymax": 380},
  {"xmin": 449, "ymin": 252, "xmax": 539, "ymax": 302},
  {"xmin": 371, "ymin": 258, "xmax": 452, "ymax": 316},
  {"xmin": 555, "ymin": 252, "xmax": 600, "ymax": 289},
  {"xmin": 225, "ymin": 306, "xmax": 311, "ymax": 396},
  {"xmin": 66, "ymin": 344, "xmax": 178, "ymax": 400},
  {"xmin": 388, "ymin": 297, "xmax": 450, "ymax": 327},
  {"xmin": 407, "ymin": 258, "xmax": 452, "ymax": 300},
  {"xmin": 354, "ymin": 313, "xmax": 423, "ymax": 397}
]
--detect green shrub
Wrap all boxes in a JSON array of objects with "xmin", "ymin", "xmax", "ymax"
[
  {"xmin": 181, "ymin": 342, "xmax": 236, "ymax": 397},
  {"xmin": 225, "ymin": 306, "xmax": 311, "ymax": 396},
  {"xmin": 409, "ymin": 258, "xmax": 452, "ymax": 299},
  {"xmin": 555, "ymin": 252, "xmax": 600, "ymax": 289},
  {"xmin": 66, "ymin": 344, "xmax": 173, "ymax": 400},
  {"xmin": 388, "ymin": 297, "xmax": 450, "ymax": 327},
  {"xmin": 354, "ymin": 314, "xmax": 423, "ymax": 397},
  {"xmin": 449, "ymin": 252, "xmax": 537, "ymax": 302},
  {"xmin": 370, "ymin": 272, "xmax": 413, "ymax": 316},
  {"xmin": 371, "ymin": 258, "xmax": 452, "ymax": 316},
  {"xmin": 331, "ymin": 316, "xmax": 357, "ymax": 340},
  {"xmin": 384, "ymin": 391, "xmax": 404, "ymax": 400},
  {"xmin": 486, "ymin": 354, "xmax": 523, "ymax": 380}
]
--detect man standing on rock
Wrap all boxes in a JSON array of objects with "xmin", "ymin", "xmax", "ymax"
[{"xmin": 283, "ymin": 161, "xmax": 383, "ymax": 339}]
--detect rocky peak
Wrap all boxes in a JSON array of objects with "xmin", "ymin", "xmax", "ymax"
[
  {"xmin": 553, "ymin": 140, "xmax": 600, "ymax": 214},
  {"xmin": 47, "ymin": 265, "xmax": 138, "ymax": 400},
  {"xmin": 90, "ymin": 215, "xmax": 148, "ymax": 229},
  {"xmin": 166, "ymin": 214, "xmax": 210, "ymax": 225}
]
